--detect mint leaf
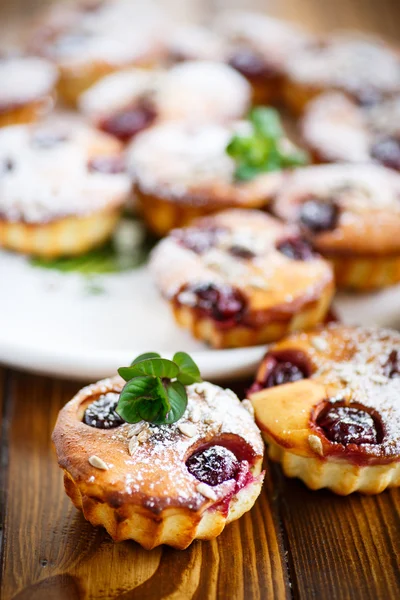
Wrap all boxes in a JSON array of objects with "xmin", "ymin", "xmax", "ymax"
[
  {"xmin": 131, "ymin": 352, "xmax": 161, "ymax": 366},
  {"xmin": 173, "ymin": 352, "xmax": 202, "ymax": 385},
  {"xmin": 118, "ymin": 358, "xmax": 179, "ymax": 382},
  {"xmin": 162, "ymin": 381, "xmax": 188, "ymax": 424},
  {"xmin": 250, "ymin": 107, "xmax": 282, "ymax": 139},
  {"xmin": 117, "ymin": 376, "xmax": 169, "ymax": 423}
]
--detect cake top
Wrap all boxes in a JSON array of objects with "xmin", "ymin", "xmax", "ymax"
[
  {"xmin": 0, "ymin": 57, "xmax": 57, "ymax": 111},
  {"xmin": 166, "ymin": 24, "xmax": 227, "ymax": 62},
  {"xmin": 0, "ymin": 123, "xmax": 130, "ymax": 223},
  {"xmin": 53, "ymin": 375, "xmax": 263, "ymax": 512}
]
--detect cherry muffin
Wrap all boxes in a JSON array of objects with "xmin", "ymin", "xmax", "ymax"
[
  {"xmin": 79, "ymin": 61, "xmax": 251, "ymax": 142},
  {"xmin": 214, "ymin": 10, "xmax": 312, "ymax": 104},
  {"xmin": 52, "ymin": 376, "xmax": 264, "ymax": 549},
  {"xmin": 284, "ymin": 32, "xmax": 400, "ymax": 114},
  {"xmin": 249, "ymin": 324, "xmax": 400, "ymax": 495},
  {"xmin": 29, "ymin": 0, "xmax": 166, "ymax": 105},
  {"xmin": 0, "ymin": 122, "xmax": 130, "ymax": 257},
  {"xmin": 302, "ymin": 91, "xmax": 400, "ymax": 170},
  {"xmin": 127, "ymin": 120, "xmax": 289, "ymax": 236},
  {"xmin": 272, "ymin": 163, "xmax": 400, "ymax": 290},
  {"xmin": 149, "ymin": 210, "xmax": 334, "ymax": 349},
  {"xmin": 0, "ymin": 56, "xmax": 57, "ymax": 127}
]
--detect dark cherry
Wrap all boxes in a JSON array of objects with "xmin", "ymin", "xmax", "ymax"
[
  {"xmin": 185, "ymin": 283, "xmax": 247, "ymax": 324},
  {"xmin": 370, "ymin": 136, "xmax": 400, "ymax": 171},
  {"xmin": 356, "ymin": 88, "xmax": 382, "ymax": 108},
  {"xmin": 276, "ymin": 236, "xmax": 315, "ymax": 260},
  {"xmin": 88, "ymin": 156, "xmax": 126, "ymax": 174},
  {"xmin": 228, "ymin": 245, "xmax": 256, "ymax": 260},
  {"xmin": 2, "ymin": 158, "xmax": 14, "ymax": 173},
  {"xmin": 173, "ymin": 227, "xmax": 224, "ymax": 255},
  {"xmin": 383, "ymin": 350, "xmax": 400, "ymax": 378},
  {"xmin": 31, "ymin": 132, "xmax": 68, "ymax": 148},
  {"xmin": 299, "ymin": 198, "xmax": 339, "ymax": 233},
  {"xmin": 100, "ymin": 103, "xmax": 157, "ymax": 142},
  {"xmin": 186, "ymin": 445, "xmax": 240, "ymax": 486},
  {"xmin": 317, "ymin": 405, "xmax": 378, "ymax": 445},
  {"xmin": 228, "ymin": 50, "xmax": 272, "ymax": 79},
  {"xmin": 83, "ymin": 393, "xmax": 124, "ymax": 429},
  {"xmin": 248, "ymin": 352, "xmax": 309, "ymax": 394}
]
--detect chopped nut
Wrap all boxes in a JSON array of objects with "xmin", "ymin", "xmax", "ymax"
[
  {"xmin": 137, "ymin": 429, "xmax": 151, "ymax": 443},
  {"xmin": 355, "ymin": 365, "xmax": 367, "ymax": 375},
  {"xmin": 189, "ymin": 406, "xmax": 201, "ymax": 423},
  {"xmin": 311, "ymin": 336, "xmax": 328, "ymax": 352},
  {"xmin": 196, "ymin": 483, "xmax": 217, "ymax": 501},
  {"xmin": 371, "ymin": 374, "xmax": 387, "ymax": 384},
  {"xmin": 308, "ymin": 434, "xmax": 324, "ymax": 457},
  {"xmin": 178, "ymin": 422, "xmax": 197, "ymax": 437},
  {"xmin": 88, "ymin": 455, "xmax": 108, "ymax": 470},
  {"xmin": 242, "ymin": 399, "xmax": 255, "ymax": 417},
  {"xmin": 129, "ymin": 437, "xmax": 139, "ymax": 456},
  {"xmin": 127, "ymin": 421, "xmax": 148, "ymax": 438}
]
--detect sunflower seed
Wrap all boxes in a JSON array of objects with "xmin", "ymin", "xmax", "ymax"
[{"xmin": 88, "ymin": 455, "xmax": 108, "ymax": 470}]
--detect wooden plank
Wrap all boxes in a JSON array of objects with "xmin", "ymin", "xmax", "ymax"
[
  {"xmin": 272, "ymin": 464, "xmax": 400, "ymax": 600},
  {"xmin": 0, "ymin": 372, "xmax": 290, "ymax": 599}
]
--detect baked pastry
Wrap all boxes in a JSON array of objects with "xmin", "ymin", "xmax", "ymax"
[
  {"xmin": 301, "ymin": 91, "xmax": 400, "ymax": 170},
  {"xmin": 0, "ymin": 121, "xmax": 130, "ymax": 257},
  {"xmin": 0, "ymin": 56, "xmax": 57, "ymax": 126},
  {"xmin": 149, "ymin": 209, "xmax": 334, "ymax": 349},
  {"xmin": 29, "ymin": 0, "xmax": 166, "ymax": 105},
  {"xmin": 52, "ymin": 376, "xmax": 264, "ymax": 549},
  {"xmin": 249, "ymin": 324, "xmax": 400, "ymax": 495},
  {"xmin": 272, "ymin": 163, "xmax": 400, "ymax": 290},
  {"xmin": 127, "ymin": 120, "xmax": 284, "ymax": 236},
  {"xmin": 284, "ymin": 32, "xmax": 400, "ymax": 114},
  {"xmin": 165, "ymin": 24, "xmax": 227, "ymax": 63},
  {"xmin": 79, "ymin": 61, "xmax": 251, "ymax": 142},
  {"xmin": 214, "ymin": 10, "xmax": 312, "ymax": 104}
]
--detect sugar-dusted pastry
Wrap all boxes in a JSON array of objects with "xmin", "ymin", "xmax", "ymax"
[
  {"xmin": 272, "ymin": 163, "xmax": 400, "ymax": 290},
  {"xmin": 149, "ymin": 209, "xmax": 334, "ymax": 349},
  {"xmin": 0, "ymin": 56, "xmax": 57, "ymax": 127},
  {"xmin": 29, "ymin": 0, "xmax": 166, "ymax": 105},
  {"xmin": 249, "ymin": 324, "xmax": 400, "ymax": 495},
  {"xmin": 52, "ymin": 351, "xmax": 264, "ymax": 549},
  {"xmin": 214, "ymin": 10, "xmax": 312, "ymax": 104},
  {"xmin": 284, "ymin": 32, "xmax": 400, "ymax": 114},
  {"xmin": 165, "ymin": 24, "xmax": 227, "ymax": 63},
  {"xmin": 0, "ymin": 121, "xmax": 130, "ymax": 257},
  {"xmin": 301, "ymin": 91, "xmax": 400, "ymax": 170},
  {"xmin": 79, "ymin": 61, "xmax": 251, "ymax": 142},
  {"xmin": 128, "ymin": 107, "xmax": 307, "ymax": 236}
]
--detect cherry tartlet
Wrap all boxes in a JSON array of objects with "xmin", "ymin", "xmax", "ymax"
[
  {"xmin": 52, "ymin": 377, "xmax": 264, "ymax": 550},
  {"xmin": 29, "ymin": 0, "xmax": 166, "ymax": 105},
  {"xmin": 0, "ymin": 56, "xmax": 57, "ymax": 126},
  {"xmin": 79, "ymin": 61, "xmax": 251, "ymax": 142},
  {"xmin": 301, "ymin": 91, "xmax": 400, "ymax": 170},
  {"xmin": 249, "ymin": 324, "xmax": 400, "ymax": 495},
  {"xmin": 127, "ymin": 121, "xmax": 284, "ymax": 236},
  {"xmin": 0, "ymin": 122, "xmax": 130, "ymax": 257},
  {"xmin": 284, "ymin": 32, "xmax": 400, "ymax": 114},
  {"xmin": 272, "ymin": 163, "xmax": 400, "ymax": 290},
  {"xmin": 149, "ymin": 209, "xmax": 334, "ymax": 349},
  {"xmin": 213, "ymin": 10, "xmax": 312, "ymax": 104}
]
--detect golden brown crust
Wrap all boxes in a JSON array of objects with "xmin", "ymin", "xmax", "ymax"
[
  {"xmin": 249, "ymin": 324, "xmax": 400, "ymax": 494},
  {"xmin": 53, "ymin": 377, "xmax": 264, "ymax": 549}
]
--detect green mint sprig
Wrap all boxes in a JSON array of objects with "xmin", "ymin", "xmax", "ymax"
[
  {"xmin": 226, "ymin": 106, "xmax": 309, "ymax": 181},
  {"xmin": 116, "ymin": 352, "xmax": 202, "ymax": 425}
]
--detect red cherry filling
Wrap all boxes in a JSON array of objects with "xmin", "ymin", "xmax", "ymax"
[
  {"xmin": 228, "ymin": 50, "xmax": 274, "ymax": 79},
  {"xmin": 248, "ymin": 351, "xmax": 310, "ymax": 394},
  {"xmin": 186, "ymin": 445, "xmax": 240, "ymax": 486},
  {"xmin": 370, "ymin": 136, "xmax": 400, "ymax": 171},
  {"xmin": 88, "ymin": 155, "xmax": 126, "ymax": 174},
  {"xmin": 173, "ymin": 227, "xmax": 225, "ymax": 254},
  {"xmin": 228, "ymin": 245, "xmax": 256, "ymax": 260},
  {"xmin": 299, "ymin": 198, "xmax": 339, "ymax": 233},
  {"xmin": 317, "ymin": 405, "xmax": 379, "ymax": 445},
  {"xmin": 83, "ymin": 392, "xmax": 124, "ymax": 429},
  {"xmin": 99, "ymin": 103, "xmax": 157, "ymax": 142},
  {"xmin": 383, "ymin": 350, "xmax": 400, "ymax": 378},
  {"xmin": 276, "ymin": 236, "xmax": 315, "ymax": 260},
  {"xmin": 181, "ymin": 283, "xmax": 247, "ymax": 325}
]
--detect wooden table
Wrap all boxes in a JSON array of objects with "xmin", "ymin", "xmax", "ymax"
[{"xmin": 1, "ymin": 1, "xmax": 400, "ymax": 599}]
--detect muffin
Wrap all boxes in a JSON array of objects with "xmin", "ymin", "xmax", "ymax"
[{"xmin": 0, "ymin": 121, "xmax": 130, "ymax": 257}]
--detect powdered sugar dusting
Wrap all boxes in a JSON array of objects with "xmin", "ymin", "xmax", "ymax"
[{"xmin": 0, "ymin": 57, "xmax": 57, "ymax": 109}]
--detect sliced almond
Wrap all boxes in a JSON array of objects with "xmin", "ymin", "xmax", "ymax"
[
  {"xmin": 88, "ymin": 455, "xmax": 108, "ymax": 470},
  {"xmin": 129, "ymin": 437, "xmax": 139, "ymax": 456},
  {"xmin": 127, "ymin": 421, "xmax": 148, "ymax": 438},
  {"xmin": 196, "ymin": 483, "xmax": 217, "ymax": 501},
  {"xmin": 178, "ymin": 422, "xmax": 197, "ymax": 437}
]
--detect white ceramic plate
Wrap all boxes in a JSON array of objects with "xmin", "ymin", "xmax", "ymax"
[{"xmin": 1, "ymin": 249, "xmax": 400, "ymax": 381}]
